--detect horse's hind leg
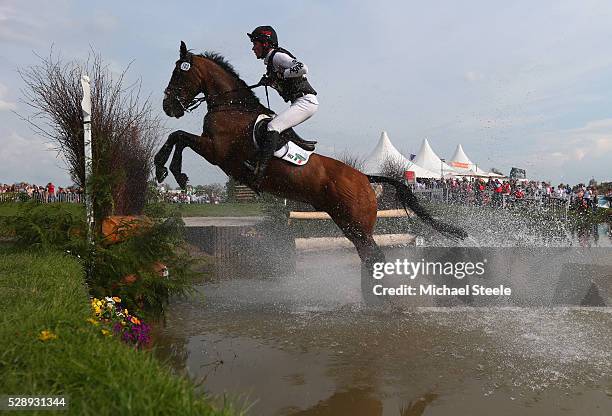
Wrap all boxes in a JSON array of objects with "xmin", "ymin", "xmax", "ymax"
[
  {"xmin": 348, "ymin": 230, "xmax": 385, "ymax": 269},
  {"xmin": 331, "ymin": 214, "xmax": 385, "ymax": 269}
]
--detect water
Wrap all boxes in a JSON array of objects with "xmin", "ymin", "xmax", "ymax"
[{"xmin": 155, "ymin": 208, "xmax": 611, "ymax": 415}]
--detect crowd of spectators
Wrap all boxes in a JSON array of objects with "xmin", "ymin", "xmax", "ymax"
[
  {"xmin": 0, "ymin": 182, "xmax": 83, "ymax": 203},
  {"xmin": 159, "ymin": 191, "xmax": 224, "ymax": 204},
  {"xmin": 0, "ymin": 182, "xmax": 227, "ymax": 205},
  {"xmin": 411, "ymin": 177, "xmax": 611, "ymax": 212},
  {"xmin": 2, "ymin": 178, "xmax": 610, "ymax": 214}
]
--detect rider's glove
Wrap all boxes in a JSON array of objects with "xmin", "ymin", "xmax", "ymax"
[{"xmin": 259, "ymin": 74, "xmax": 272, "ymax": 86}]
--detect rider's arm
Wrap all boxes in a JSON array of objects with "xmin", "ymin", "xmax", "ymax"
[{"xmin": 272, "ymin": 52, "xmax": 308, "ymax": 79}]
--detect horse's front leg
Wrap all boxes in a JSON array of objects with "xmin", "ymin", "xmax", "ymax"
[
  {"xmin": 154, "ymin": 130, "xmax": 189, "ymax": 183},
  {"xmin": 167, "ymin": 130, "xmax": 219, "ymax": 190}
]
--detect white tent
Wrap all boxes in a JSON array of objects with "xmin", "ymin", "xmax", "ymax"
[
  {"xmin": 363, "ymin": 131, "xmax": 439, "ymax": 178},
  {"xmin": 403, "ymin": 161, "xmax": 441, "ymax": 179},
  {"xmin": 413, "ymin": 139, "xmax": 458, "ymax": 177},
  {"xmin": 448, "ymin": 144, "xmax": 492, "ymax": 177}
]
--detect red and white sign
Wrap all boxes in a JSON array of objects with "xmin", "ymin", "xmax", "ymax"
[
  {"xmin": 450, "ymin": 161, "xmax": 469, "ymax": 169},
  {"xmin": 405, "ymin": 171, "xmax": 416, "ymax": 183}
]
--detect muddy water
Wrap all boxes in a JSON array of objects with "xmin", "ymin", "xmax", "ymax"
[{"xmin": 154, "ymin": 245, "xmax": 612, "ymax": 416}]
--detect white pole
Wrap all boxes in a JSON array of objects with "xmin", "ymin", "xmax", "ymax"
[{"xmin": 80, "ymin": 75, "xmax": 94, "ymax": 251}]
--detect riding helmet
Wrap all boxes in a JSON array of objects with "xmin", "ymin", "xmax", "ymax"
[{"xmin": 247, "ymin": 26, "xmax": 278, "ymax": 47}]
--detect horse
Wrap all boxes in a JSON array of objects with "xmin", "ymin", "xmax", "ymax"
[{"xmin": 155, "ymin": 41, "xmax": 467, "ymax": 268}]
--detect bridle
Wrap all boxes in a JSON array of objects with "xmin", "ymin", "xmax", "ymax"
[{"xmin": 165, "ymin": 58, "xmax": 266, "ymax": 113}]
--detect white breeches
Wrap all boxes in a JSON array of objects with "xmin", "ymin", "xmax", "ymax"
[{"xmin": 267, "ymin": 94, "xmax": 318, "ymax": 133}]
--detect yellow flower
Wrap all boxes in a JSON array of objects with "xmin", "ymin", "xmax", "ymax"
[
  {"xmin": 86, "ymin": 318, "xmax": 99, "ymax": 326},
  {"xmin": 112, "ymin": 296, "xmax": 121, "ymax": 303},
  {"xmin": 130, "ymin": 316, "xmax": 141, "ymax": 325},
  {"xmin": 101, "ymin": 329, "xmax": 111, "ymax": 337},
  {"xmin": 123, "ymin": 308, "xmax": 128, "ymax": 315},
  {"xmin": 39, "ymin": 330, "xmax": 58, "ymax": 341}
]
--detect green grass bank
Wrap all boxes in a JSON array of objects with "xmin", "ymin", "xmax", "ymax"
[
  {"xmin": 0, "ymin": 202, "xmax": 262, "ymax": 218},
  {"xmin": 0, "ymin": 247, "xmax": 235, "ymax": 415}
]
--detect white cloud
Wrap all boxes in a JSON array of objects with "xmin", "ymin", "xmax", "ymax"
[
  {"xmin": 0, "ymin": 2, "xmax": 40, "ymax": 45},
  {"xmin": 520, "ymin": 118, "xmax": 612, "ymax": 181},
  {"xmin": 0, "ymin": 130, "xmax": 70, "ymax": 185},
  {"xmin": 0, "ymin": 83, "xmax": 17, "ymax": 111},
  {"xmin": 0, "ymin": 100, "xmax": 16, "ymax": 111},
  {"xmin": 464, "ymin": 71, "xmax": 484, "ymax": 82}
]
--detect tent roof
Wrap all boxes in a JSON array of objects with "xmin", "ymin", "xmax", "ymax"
[
  {"xmin": 448, "ymin": 144, "xmax": 498, "ymax": 177},
  {"xmin": 363, "ymin": 131, "xmax": 408, "ymax": 174},
  {"xmin": 413, "ymin": 139, "xmax": 458, "ymax": 177},
  {"xmin": 363, "ymin": 131, "xmax": 439, "ymax": 178},
  {"xmin": 450, "ymin": 144, "xmax": 472, "ymax": 165}
]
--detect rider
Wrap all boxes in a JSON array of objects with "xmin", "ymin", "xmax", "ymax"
[{"xmin": 247, "ymin": 25, "xmax": 318, "ymax": 186}]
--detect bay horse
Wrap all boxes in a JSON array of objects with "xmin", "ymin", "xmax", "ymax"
[{"xmin": 156, "ymin": 41, "xmax": 467, "ymax": 267}]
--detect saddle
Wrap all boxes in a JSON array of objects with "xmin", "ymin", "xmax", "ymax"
[{"xmin": 254, "ymin": 117, "xmax": 317, "ymax": 152}]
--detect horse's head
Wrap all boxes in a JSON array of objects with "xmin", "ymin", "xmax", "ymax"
[{"xmin": 163, "ymin": 41, "xmax": 203, "ymax": 118}]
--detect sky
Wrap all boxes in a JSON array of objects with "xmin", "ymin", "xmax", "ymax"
[{"xmin": 1, "ymin": 0, "xmax": 611, "ymax": 187}]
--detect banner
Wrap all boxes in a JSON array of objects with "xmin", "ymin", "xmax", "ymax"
[{"xmin": 405, "ymin": 171, "xmax": 416, "ymax": 183}]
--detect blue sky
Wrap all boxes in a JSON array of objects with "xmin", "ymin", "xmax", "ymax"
[{"xmin": 1, "ymin": 0, "xmax": 611, "ymax": 187}]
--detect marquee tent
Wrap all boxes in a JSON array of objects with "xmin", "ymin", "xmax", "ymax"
[
  {"xmin": 413, "ymin": 138, "xmax": 458, "ymax": 177},
  {"xmin": 448, "ymin": 144, "xmax": 493, "ymax": 177},
  {"xmin": 363, "ymin": 131, "xmax": 439, "ymax": 178}
]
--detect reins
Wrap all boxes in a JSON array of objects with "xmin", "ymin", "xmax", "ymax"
[{"xmin": 179, "ymin": 82, "xmax": 270, "ymax": 113}]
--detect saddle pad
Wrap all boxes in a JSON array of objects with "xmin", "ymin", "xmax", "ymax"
[{"xmin": 252, "ymin": 114, "xmax": 314, "ymax": 166}]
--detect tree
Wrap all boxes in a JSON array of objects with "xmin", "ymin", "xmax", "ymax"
[
  {"xmin": 380, "ymin": 156, "xmax": 409, "ymax": 181},
  {"xmin": 19, "ymin": 49, "xmax": 163, "ymax": 222},
  {"xmin": 336, "ymin": 150, "xmax": 366, "ymax": 172}
]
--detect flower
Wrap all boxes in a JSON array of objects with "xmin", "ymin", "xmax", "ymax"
[
  {"xmin": 39, "ymin": 330, "xmax": 57, "ymax": 341},
  {"xmin": 112, "ymin": 296, "xmax": 121, "ymax": 303},
  {"xmin": 130, "ymin": 316, "xmax": 141, "ymax": 325},
  {"xmin": 101, "ymin": 329, "xmax": 111, "ymax": 337},
  {"xmin": 86, "ymin": 318, "xmax": 99, "ymax": 326}
]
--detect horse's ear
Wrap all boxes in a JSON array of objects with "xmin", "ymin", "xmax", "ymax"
[{"xmin": 180, "ymin": 41, "xmax": 187, "ymax": 58}]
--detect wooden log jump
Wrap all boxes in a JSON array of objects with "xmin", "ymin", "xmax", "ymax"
[
  {"xmin": 289, "ymin": 209, "xmax": 420, "ymax": 252},
  {"xmin": 289, "ymin": 208, "xmax": 414, "ymax": 220},
  {"xmin": 295, "ymin": 233, "xmax": 417, "ymax": 252}
]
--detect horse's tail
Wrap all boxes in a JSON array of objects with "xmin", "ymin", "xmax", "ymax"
[{"xmin": 366, "ymin": 175, "xmax": 468, "ymax": 240}]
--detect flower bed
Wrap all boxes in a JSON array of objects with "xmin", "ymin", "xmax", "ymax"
[{"xmin": 90, "ymin": 297, "xmax": 151, "ymax": 348}]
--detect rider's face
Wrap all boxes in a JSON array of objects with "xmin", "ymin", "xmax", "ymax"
[{"xmin": 252, "ymin": 41, "xmax": 267, "ymax": 59}]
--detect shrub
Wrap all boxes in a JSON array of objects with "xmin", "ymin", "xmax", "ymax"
[{"xmin": 1, "ymin": 202, "xmax": 195, "ymax": 320}]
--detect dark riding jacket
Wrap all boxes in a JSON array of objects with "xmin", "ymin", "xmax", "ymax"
[{"xmin": 264, "ymin": 47, "xmax": 317, "ymax": 102}]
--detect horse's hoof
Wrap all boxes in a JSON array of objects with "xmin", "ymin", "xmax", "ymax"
[
  {"xmin": 156, "ymin": 166, "xmax": 168, "ymax": 183},
  {"xmin": 177, "ymin": 173, "xmax": 189, "ymax": 190}
]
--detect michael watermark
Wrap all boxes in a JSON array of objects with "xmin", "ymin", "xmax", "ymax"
[
  {"xmin": 372, "ymin": 283, "xmax": 511, "ymax": 296},
  {"xmin": 370, "ymin": 258, "xmax": 512, "ymax": 297}
]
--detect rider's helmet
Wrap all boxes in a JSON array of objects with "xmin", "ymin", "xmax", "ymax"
[{"xmin": 247, "ymin": 26, "xmax": 278, "ymax": 47}]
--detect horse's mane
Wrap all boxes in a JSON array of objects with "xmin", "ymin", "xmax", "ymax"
[{"xmin": 197, "ymin": 51, "xmax": 260, "ymax": 104}]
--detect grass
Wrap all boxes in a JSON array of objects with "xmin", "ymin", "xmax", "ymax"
[
  {"xmin": 0, "ymin": 202, "xmax": 262, "ymax": 218},
  {"xmin": 0, "ymin": 245, "xmax": 237, "ymax": 416},
  {"xmin": 0, "ymin": 202, "xmax": 84, "ymax": 217}
]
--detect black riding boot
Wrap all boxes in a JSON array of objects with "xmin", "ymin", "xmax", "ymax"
[{"xmin": 253, "ymin": 130, "xmax": 280, "ymax": 188}]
